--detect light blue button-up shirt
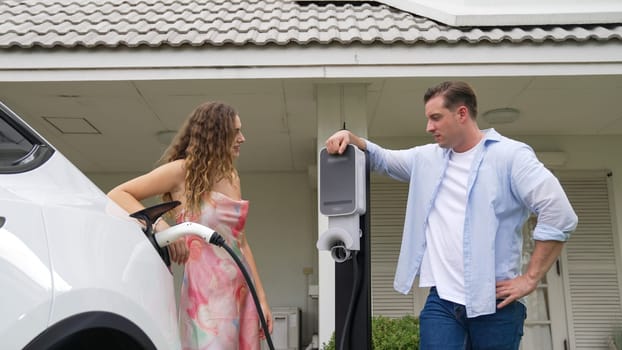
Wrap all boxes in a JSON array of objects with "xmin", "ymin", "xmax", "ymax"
[{"xmin": 365, "ymin": 129, "xmax": 578, "ymax": 317}]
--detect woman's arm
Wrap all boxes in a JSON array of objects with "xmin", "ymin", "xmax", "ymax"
[
  {"xmin": 107, "ymin": 159, "xmax": 189, "ymax": 263},
  {"xmin": 108, "ymin": 160, "xmax": 184, "ymax": 211}
]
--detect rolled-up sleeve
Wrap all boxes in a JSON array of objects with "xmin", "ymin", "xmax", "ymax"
[{"xmin": 511, "ymin": 146, "xmax": 578, "ymax": 241}]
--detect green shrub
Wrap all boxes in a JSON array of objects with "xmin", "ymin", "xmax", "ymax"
[{"xmin": 322, "ymin": 315, "xmax": 420, "ymax": 350}]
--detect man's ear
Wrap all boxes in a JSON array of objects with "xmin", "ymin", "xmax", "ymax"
[{"xmin": 457, "ymin": 106, "xmax": 469, "ymax": 122}]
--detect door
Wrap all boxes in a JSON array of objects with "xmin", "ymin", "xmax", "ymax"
[{"xmin": 520, "ymin": 215, "xmax": 569, "ymax": 350}]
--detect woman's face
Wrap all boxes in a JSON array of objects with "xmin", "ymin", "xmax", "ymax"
[{"xmin": 231, "ymin": 115, "xmax": 245, "ymax": 158}]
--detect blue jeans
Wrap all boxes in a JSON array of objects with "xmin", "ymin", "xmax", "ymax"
[{"xmin": 419, "ymin": 287, "xmax": 526, "ymax": 350}]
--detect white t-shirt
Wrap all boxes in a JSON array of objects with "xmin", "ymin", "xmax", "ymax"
[{"xmin": 419, "ymin": 143, "xmax": 480, "ymax": 305}]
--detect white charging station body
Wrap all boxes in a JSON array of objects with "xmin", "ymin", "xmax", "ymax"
[{"xmin": 316, "ymin": 144, "xmax": 366, "ymax": 262}]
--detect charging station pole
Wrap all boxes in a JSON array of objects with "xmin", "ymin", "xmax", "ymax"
[
  {"xmin": 317, "ymin": 144, "xmax": 372, "ymax": 350},
  {"xmin": 334, "ymin": 152, "xmax": 371, "ymax": 350}
]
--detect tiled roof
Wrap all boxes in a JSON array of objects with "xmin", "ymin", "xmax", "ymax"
[{"xmin": 0, "ymin": 0, "xmax": 620, "ymax": 49}]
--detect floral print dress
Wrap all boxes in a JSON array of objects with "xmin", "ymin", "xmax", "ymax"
[{"xmin": 178, "ymin": 191, "xmax": 260, "ymax": 350}]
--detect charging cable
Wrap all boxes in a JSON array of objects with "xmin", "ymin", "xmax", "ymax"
[{"xmin": 338, "ymin": 250, "xmax": 363, "ymax": 350}]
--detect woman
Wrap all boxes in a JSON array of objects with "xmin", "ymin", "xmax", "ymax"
[{"xmin": 108, "ymin": 101, "xmax": 272, "ymax": 350}]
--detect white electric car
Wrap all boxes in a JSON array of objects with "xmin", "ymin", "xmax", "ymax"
[{"xmin": 0, "ymin": 101, "xmax": 181, "ymax": 350}]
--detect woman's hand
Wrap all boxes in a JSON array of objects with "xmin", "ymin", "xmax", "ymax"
[
  {"xmin": 259, "ymin": 302, "xmax": 273, "ymax": 339},
  {"xmin": 154, "ymin": 218, "xmax": 189, "ymax": 264},
  {"xmin": 168, "ymin": 238, "xmax": 189, "ymax": 264}
]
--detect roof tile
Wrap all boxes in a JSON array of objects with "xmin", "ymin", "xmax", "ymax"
[{"xmin": 0, "ymin": 0, "xmax": 620, "ymax": 49}]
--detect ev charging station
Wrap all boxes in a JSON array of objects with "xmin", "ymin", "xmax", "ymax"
[{"xmin": 317, "ymin": 144, "xmax": 371, "ymax": 350}]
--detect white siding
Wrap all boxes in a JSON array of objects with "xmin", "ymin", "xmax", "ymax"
[
  {"xmin": 370, "ymin": 180, "xmax": 414, "ymax": 317},
  {"xmin": 560, "ymin": 172, "xmax": 622, "ymax": 350}
]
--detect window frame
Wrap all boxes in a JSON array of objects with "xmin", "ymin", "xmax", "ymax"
[{"xmin": 0, "ymin": 101, "xmax": 54, "ymax": 174}]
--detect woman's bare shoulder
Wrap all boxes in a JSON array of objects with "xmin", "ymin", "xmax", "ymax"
[
  {"xmin": 157, "ymin": 159, "xmax": 186, "ymax": 174},
  {"xmin": 144, "ymin": 159, "xmax": 186, "ymax": 190}
]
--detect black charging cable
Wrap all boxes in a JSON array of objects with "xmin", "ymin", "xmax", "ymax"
[
  {"xmin": 208, "ymin": 232, "xmax": 275, "ymax": 350},
  {"xmin": 338, "ymin": 250, "xmax": 363, "ymax": 350}
]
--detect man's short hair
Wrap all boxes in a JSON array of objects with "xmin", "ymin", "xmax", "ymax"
[{"xmin": 424, "ymin": 81, "xmax": 478, "ymax": 119}]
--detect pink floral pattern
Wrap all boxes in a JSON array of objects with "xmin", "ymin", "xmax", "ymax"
[{"xmin": 178, "ymin": 191, "xmax": 259, "ymax": 350}]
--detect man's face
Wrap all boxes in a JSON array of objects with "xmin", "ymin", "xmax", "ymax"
[{"xmin": 424, "ymin": 95, "xmax": 463, "ymax": 150}]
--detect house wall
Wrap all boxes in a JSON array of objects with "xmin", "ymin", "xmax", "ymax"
[{"xmin": 242, "ymin": 171, "xmax": 318, "ymax": 346}]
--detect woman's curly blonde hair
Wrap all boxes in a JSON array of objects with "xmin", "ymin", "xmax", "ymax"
[{"xmin": 160, "ymin": 101, "xmax": 238, "ymax": 215}]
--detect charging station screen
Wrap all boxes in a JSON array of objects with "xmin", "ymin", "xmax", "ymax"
[{"xmin": 320, "ymin": 146, "xmax": 356, "ymax": 215}]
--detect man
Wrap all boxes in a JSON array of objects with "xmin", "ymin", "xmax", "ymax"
[{"xmin": 325, "ymin": 81, "xmax": 578, "ymax": 349}]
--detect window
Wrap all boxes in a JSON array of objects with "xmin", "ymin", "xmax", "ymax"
[{"xmin": 0, "ymin": 102, "xmax": 53, "ymax": 173}]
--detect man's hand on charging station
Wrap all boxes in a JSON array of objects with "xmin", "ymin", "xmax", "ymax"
[
  {"xmin": 325, "ymin": 130, "xmax": 349, "ymax": 154},
  {"xmin": 327, "ymin": 130, "xmax": 359, "ymax": 155},
  {"xmin": 326, "ymin": 130, "xmax": 367, "ymax": 154}
]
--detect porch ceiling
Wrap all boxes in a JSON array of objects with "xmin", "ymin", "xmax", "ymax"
[{"xmin": 0, "ymin": 75, "xmax": 620, "ymax": 175}]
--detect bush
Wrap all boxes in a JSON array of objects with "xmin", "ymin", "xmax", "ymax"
[{"xmin": 322, "ymin": 315, "xmax": 420, "ymax": 350}]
